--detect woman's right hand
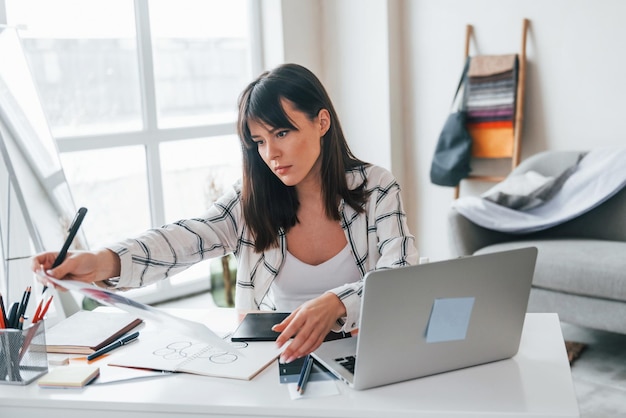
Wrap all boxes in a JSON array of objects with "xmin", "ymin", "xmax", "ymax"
[{"xmin": 31, "ymin": 249, "xmax": 121, "ymax": 285}]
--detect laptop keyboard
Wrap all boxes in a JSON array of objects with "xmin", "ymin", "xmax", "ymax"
[{"xmin": 335, "ymin": 355, "xmax": 356, "ymax": 374}]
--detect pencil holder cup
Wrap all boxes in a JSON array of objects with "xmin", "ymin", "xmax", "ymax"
[{"xmin": 0, "ymin": 321, "xmax": 49, "ymax": 385}]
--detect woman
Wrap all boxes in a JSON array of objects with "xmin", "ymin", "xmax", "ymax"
[{"xmin": 33, "ymin": 63, "xmax": 418, "ymax": 363}]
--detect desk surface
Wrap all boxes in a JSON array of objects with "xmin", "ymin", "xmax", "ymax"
[{"xmin": 0, "ymin": 312, "xmax": 579, "ymax": 418}]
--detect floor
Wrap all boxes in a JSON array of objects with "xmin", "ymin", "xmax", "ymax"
[
  {"xmin": 560, "ymin": 322, "xmax": 626, "ymax": 417},
  {"xmin": 158, "ymin": 292, "xmax": 626, "ymax": 417}
]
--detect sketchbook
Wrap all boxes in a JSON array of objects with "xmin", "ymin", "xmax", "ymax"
[
  {"xmin": 109, "ymin": 329, "xmax": 281, "ymax": 380},
  {"xmin": 45, "ymin": 310, "xmax": 143, "ymax": 354},
  {"xmin": 36, "ymin": 271, "xmax": 281, "ymax": 380}
]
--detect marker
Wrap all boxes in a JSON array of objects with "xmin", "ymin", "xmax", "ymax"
[
  {"xmin": 87, "ymin": 331, "xmax": 140, "ymax": 361},
  {"xmin": 42, "ymin": 207, "xmax": 87, "ymax": 294}
]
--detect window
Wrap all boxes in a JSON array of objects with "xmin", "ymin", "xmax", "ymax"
[{"xmin": 3, "ymin": 0, "xmax": 261, "ymax": 303}]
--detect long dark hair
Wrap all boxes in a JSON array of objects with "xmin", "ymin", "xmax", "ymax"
[{"xmin": 237, "ymin": 63, "xmax": 369, "ymax": 252}]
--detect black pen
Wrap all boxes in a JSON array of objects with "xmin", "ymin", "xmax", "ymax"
[
  {"xmin": 16, "ymin": 286, "xmax": 31, "ymax": 329},
  {"xmin": 7, "ymin": 302, "xmax": 19, "ymax": 329},
  {"xmin": 42, "ymin": 207, "xmax": 88, "ymax": 294},
  {"xmin": 87, "ymin": 331, "xmax": 140, "ymax": 361}
]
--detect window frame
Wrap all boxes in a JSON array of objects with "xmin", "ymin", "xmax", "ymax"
[{"xmin": 0, "ymin": 0, "xmax": 263, "ymax": 304}]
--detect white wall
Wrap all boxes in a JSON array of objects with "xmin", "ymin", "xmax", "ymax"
[
  {"xmin": 404, "ymin": 0, "xmax": 626, "ymax": 261},
  {"xmin": 260, "ymin": 0, "xmax": 323, "ymax": 76},
  {"xmin": 320, "ymin": 0, "xmax": 394, "ymax": 172}
]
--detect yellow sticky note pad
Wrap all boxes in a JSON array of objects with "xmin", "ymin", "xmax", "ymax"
[{"xmin": 38, "ymin": 365, "xmax": 100, "ymax": 388}]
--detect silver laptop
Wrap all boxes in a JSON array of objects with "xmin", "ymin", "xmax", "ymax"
[{"xmin": 312, "ymin": 247, "xmax": 538, "ymax": 390}]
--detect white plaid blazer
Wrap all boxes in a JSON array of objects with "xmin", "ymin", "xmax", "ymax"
[{"xmin": 109, "ymin": 164, "xmax": 418, "ymax": 332}]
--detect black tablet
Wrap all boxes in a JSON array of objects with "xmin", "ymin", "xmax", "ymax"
[
  {"xmin": 230, "ymin": 312, "xmax": 290, "ymax": 342},
  {"xmin": 230, "ymin": 312, "xmax": 353, "ymax": 342}
]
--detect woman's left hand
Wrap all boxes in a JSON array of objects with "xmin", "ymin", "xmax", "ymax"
[{"xmin": 272, "ymin": 292, "xmax": 346, "ymax": 363}]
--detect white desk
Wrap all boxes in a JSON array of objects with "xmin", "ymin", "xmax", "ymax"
[{"xmin": 0, "ymin": 312, "xmax": 579, "ymax": 418}]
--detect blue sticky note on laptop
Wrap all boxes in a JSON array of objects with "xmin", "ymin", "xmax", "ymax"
[{"xmin": 425, "ymin": 297, "xmax": 475, "ymax": 343}]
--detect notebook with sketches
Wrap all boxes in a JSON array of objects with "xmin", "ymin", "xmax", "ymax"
[
  {"xmin": 36, "ymin": 272, "xmax": 281, "ymax": 380},
  {"xmin": 311, "ymin": 247, "xmax": 538, "ymax": 390},
  {"xmin": 109, "ymin": 329, "xmax": 281, "ymax": 380}
]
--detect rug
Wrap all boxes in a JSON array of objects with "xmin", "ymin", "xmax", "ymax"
[{"xmin": 565, "ymin": 340, "xmax": 587, "ymax": 365}]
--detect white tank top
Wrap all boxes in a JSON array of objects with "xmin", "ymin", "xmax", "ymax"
[{"xmin": 269, "ymin": 244, "xmax": 361, "ymax": 311}]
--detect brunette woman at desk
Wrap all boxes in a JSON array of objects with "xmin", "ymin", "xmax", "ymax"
[{"xmin": 32, "ymin": 63, "xmax": 418, "ymax": 364}]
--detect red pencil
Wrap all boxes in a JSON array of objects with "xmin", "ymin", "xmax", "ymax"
[
  {"xmin": 32, "ymin": 298, "xmax": 45, "ymax": 324},
  {"xmin": 38, "ymin": 296, "xmax": 54, "ymax": 322},
  {"xmin": 0, "ymin": 293, "xmax": 7, "ymax": 328}
]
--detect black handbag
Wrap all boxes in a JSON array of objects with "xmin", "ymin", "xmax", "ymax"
[{"xmin": 430, "ymin": 58, "xmax": 472, "ymax": 187}]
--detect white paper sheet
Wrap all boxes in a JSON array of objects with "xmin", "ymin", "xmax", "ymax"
[{"xmin": 36, "ymin": 270, "xmax": 235, "ymax": 354}]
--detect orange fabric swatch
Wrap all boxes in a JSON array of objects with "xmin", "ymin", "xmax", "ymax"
[{"xmin": 467, "ymin": 126, "xmax": 515, "ymax": 158}]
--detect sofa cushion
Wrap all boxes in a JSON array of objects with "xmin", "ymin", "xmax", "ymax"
[
  {"xmin": 453, "ymin": 148, "xmax": 626, "ymax": 234},
  {"xmin": 475, "ymin": 239, "xmax": 626, "ymax": 303}
]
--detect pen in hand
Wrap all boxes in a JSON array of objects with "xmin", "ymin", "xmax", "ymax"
[
  {"xmin": 42, "ymin": 207, "xmax": 87, "ymax": 294},
  {"xmin": 87, "ymin": 331, "xmax": 140, "ymax": 361}
]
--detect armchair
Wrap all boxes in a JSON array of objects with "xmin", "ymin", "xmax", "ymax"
[{"xmin": 448, "ymin": 150, "xmax": 626, "ymax": 334}]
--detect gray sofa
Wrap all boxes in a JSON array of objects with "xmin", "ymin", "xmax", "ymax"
[{"xmin": 448, "ymin": 150, "xmax": 626, "ymax": 334}]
